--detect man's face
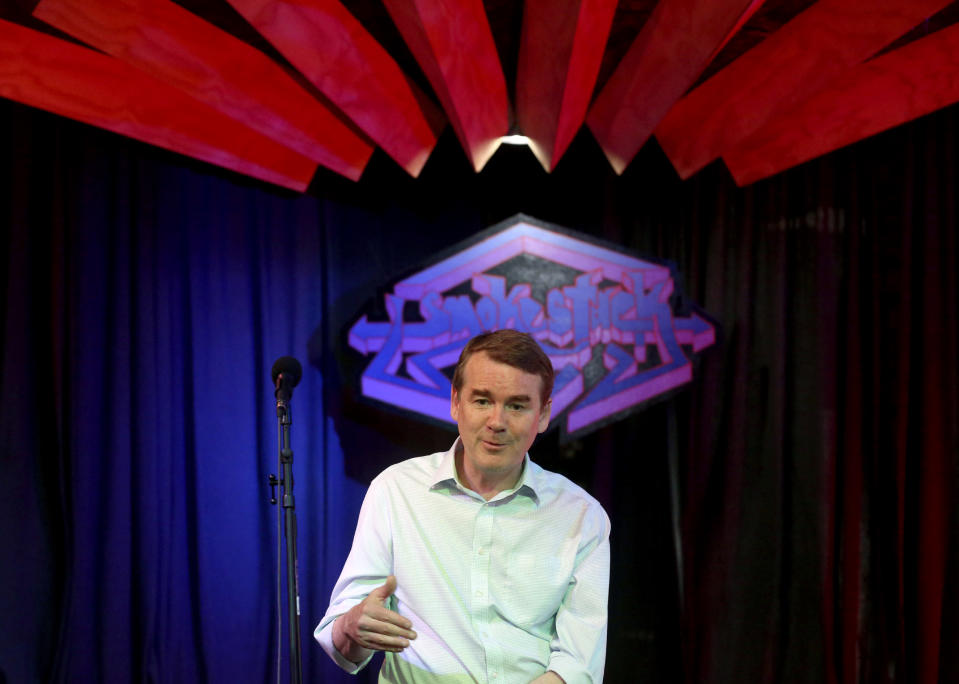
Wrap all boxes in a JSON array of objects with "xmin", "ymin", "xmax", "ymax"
[{"xmin": 450, "ymin": 351, "xmax": 551, "ymax": 489}]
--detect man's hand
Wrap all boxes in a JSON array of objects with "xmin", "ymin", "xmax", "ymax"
[
  {"xmin": 530, "ymin": 672, "xmax": 565, "ymax": 684},
  {"xmin": 332, "ymin": 575, "xmax": 417, "ymax": 663}
]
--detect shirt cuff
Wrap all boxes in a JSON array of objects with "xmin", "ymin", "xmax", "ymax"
[
  {"xmin": 314, "ymin": 616, "xmax": 375, "ymax": 674},
  {"xmin": 546, "ymin": 652, "xmax": 595, "ymax": 684}
]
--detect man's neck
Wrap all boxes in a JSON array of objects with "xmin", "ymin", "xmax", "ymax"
[{"xmin": 453, "ymin": 442, "xmax": 523, "ymax": 501}]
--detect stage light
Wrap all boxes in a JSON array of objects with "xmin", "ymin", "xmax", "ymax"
[{"xmin": 500, "ymin": 134, "xmax": 531, "ymax": 146}]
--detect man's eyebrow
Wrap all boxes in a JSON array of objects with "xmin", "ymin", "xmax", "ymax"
[
  {"xmin": 507, "ymin": 394, "xmax": 532, "ymax": 403},
  {"xmin": 467, "ymin": 389, "xmax": 532, "ymax": 403}
]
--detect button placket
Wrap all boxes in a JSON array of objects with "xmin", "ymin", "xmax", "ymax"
[
  {"xmin": 469, "ymin": 504, "xmax": 502, "ymax": 681},
  {"xmin": 469, "ymin": 504, "xmax": 493, "ymax": 610}
]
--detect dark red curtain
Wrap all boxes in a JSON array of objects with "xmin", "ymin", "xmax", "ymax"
[{"xmin": 666, "ymin": 112, "xmax": 958, "ymax": 684}]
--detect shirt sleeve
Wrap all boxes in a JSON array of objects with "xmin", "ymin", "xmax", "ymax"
[
  {"xmin": 314, "ymin": 474, "xmax": 394, "ymax": 673},
  {"xmin": 546, "ymin": 502, "xmax": 611, "ymax": 684}
]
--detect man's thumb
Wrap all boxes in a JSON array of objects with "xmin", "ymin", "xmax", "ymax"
[{"xmin": 371, "ymin": 575, "xmax": 398, "ymax": 601}]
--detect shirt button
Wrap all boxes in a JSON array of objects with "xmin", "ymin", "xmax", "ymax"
[
  {"xmin": 474, "ymin": 590, "xmax": 483, "ymax": 598},
  {"xmin": 478, "ymin": 547, "xmax": 487, "ymax": 555}
]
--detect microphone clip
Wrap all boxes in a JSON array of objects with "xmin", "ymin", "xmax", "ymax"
[{"xmin": 268, "ymin": 474, "xmax": 279, "ymax": 505}]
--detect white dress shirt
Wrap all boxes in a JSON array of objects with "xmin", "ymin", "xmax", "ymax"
[{"xmin": 315, "ymin": 439, "xmax": 610, "ymax": 683}]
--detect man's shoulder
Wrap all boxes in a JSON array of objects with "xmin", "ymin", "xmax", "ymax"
[
  {"xmin": 528, "ymin": 460, "xmax": 607, "ymax": 515},
  {"xmin": 527, "ymin": 462, "xmax": 611, "ymax": 545},
  {"xmin": 371, "ymin": 449, "xmax": 448, "ymax": 488}
]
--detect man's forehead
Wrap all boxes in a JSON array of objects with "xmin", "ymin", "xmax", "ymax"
[{"xmin": 460, "ymin": 352, "xmax": 544, "ymax": 394}]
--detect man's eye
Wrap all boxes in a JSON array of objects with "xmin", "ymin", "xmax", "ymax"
[
  {"xmin": 508, "ymin": 403, "xmax": 526, "ymax": 411},
  {"xmin": 474, "ymin": 398, "xmax": 490, "ymax": 406}
]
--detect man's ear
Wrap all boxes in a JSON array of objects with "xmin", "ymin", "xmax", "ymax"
[
  {"xmin": 537, "ymin": 398, "xmax": 552, "ymax": 433},
  {"xmin": 450, "ymin": 387, "xmax": 459, "ymax": 421}
]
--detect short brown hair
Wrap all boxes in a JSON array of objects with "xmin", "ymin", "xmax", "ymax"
[{"xmin": 451, "ymin": 329, "xmax": 554, "ymax": 406}]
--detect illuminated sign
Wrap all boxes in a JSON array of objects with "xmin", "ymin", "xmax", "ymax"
[{"xmin": 348, "ymin": 215, "xmax": 716, "ymax": 437}]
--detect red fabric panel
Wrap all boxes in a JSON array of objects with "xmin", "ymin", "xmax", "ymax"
[
  {"xmin": 516, "ymin": 0, "xmax": 616, "ymax": 171},
  {"xmin": 587, "ymin": 0, "xmax": 763, "ymax": 174},
  {"xmin": 724, "ymin": 23, "xmax": 959, "ymax": 185},
  {"xmin": 655, "ymin": 0, "xmax": 953, "ymax": 180},
  {"xmin": 224, "ymin": 0, "xmax": 443, "ymax": 177},
  {"xmin": 382, "ymin": 0, "xmax": 509, "ymax": 171},
  {"xmin": 0, "ymin": 19, "xmax": 316, "ymax": 190},
  {"xmin": 33, "ymin": 0, "xmax": 372, "ymax": 180}
]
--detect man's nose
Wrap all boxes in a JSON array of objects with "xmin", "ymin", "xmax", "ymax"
[{"xmin": 487, "ymin": 404, "xmax": 506, "ymax": 429}]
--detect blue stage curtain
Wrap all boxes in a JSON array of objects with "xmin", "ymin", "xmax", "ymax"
[{"xmin": 0, "ymin": 103, "xmax": 383, "ymax": 683}]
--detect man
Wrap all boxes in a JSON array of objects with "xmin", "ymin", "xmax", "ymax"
[{"xmin": 315, "ymin": 329, "xmax": 610, "ymax": 683}]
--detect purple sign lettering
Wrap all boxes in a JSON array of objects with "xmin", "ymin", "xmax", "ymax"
[{"xmin": 348, "ymin": 215, "xmax": 716, "ymax": 437}]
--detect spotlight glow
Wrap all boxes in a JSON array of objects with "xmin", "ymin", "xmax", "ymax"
[{"xmin": 500, "ymin": 134, "xmax": 531, "ymax": 146}]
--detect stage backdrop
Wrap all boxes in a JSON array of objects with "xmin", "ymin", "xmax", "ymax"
[{"xmin": 1, "ymin": 95, "xmax": 956, "ymax": 684}]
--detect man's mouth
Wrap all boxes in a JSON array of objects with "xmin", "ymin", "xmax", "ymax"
[{"xmin": 482, "ymin": 440, "xmax": 507, "ymax": 449}]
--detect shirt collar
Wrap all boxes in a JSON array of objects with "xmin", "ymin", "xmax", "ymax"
[{"xmin": 431, "ymin": 438, "xmax": 541, "ymax": 504}]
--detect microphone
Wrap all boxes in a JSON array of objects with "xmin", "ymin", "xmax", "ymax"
[
  {"xmin": 272, "ymin": 356, "xmax": 303, "ymax": 406},
  {"xmin": 268, "ymin": 356, "xmax": 305, "ymax": 682}
]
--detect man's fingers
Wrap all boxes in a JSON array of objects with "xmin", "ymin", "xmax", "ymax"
[
  {"xmin": 358, "ymin": 609, "xmax": 417, "ymax": 640},
  {"xmin": 363, "ymin": 577, "xmax": 414, "ymax": 633},
  {"xmin": 364, "ymin": 602, "xmax": 414, "ymax": 630},
  {"xmin": 356, "ymin": 624, "xmax": 413, "ymax": 652},
  {"xmin": 356, "ymin": 613, "xmax": 416, "ymax": 652},
  {"xmin": 340, "ymin": 576, "xmax": 416, "ymax": 654},
  {"xmin": 369, "ymin": 574, "xmax": 398, "ymax": 600}
]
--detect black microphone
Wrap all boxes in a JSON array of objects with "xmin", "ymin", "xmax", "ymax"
[
  {"xmin": 271, "ymin": 356, "xmax": 303, "ymax": 406},
  {"xmin": 268, "ymin": 356, "xmax": 305, "ymax": 683}
]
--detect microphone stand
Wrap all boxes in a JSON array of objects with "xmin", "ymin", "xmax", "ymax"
[{"xmin": 271, "ymin": 387, "xmax": 303, "ymax": 684}]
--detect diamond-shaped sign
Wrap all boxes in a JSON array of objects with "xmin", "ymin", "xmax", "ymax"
[{"xmin": 348, "ymin": 214, "xmax": 716, "ymax": 437}]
